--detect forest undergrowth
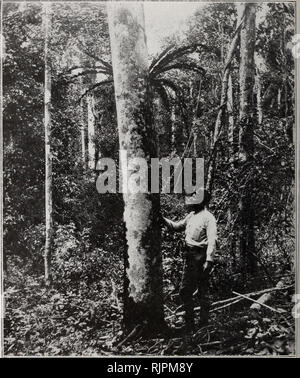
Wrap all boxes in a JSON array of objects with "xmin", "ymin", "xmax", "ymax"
[{"xmin": 4, "ymin": 255, "xmax": 295, "ymax": 356}]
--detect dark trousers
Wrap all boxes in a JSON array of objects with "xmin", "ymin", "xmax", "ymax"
[{"xmin": 179, "ymin": 245, "xmax": 210, "ymax": 330}]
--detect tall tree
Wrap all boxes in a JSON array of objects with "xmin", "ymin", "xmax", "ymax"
[
  {"xmin": 44, "ymin": 2, "xmax": 53, "ymax": 286},
  {"xmin": 80, "ymin": 95, "xmax": 87, "ymax": 170},
  {"xmin": 255, "ymin": 69, "xmax": 263, "ymax": 125},
  {"xmin": 227, "ymin": 73, "xmax": 234, "ymax": 159},
  {"xmin": 87, "ymin": 72, "xmax": 96, "ymax": 170},
  {"xmin": 1, "ymin": 32, "xmax": 6, "ymax": 272},
  {"xmin": 170, "ymin": 102, "xmax": 176, "ymax": 152},
  {"xmin": 238, "ymin": 3, "xmax": 256, "ymax": 273},
  {"xmin": 227, "ymin": 72, "xmax": 237, "ymax": 267},
  {"xmin": 254, "ymin": 53, "xmax": 263, "ymax": 125},
  {"xmin": 107, "ymin": 2, "xmax": 165, "ymax": 333},
  {"xmin": 206, "ymin": 8, "xmax": 244, "ymax": 191}
]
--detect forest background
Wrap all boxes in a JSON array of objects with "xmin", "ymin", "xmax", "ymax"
[{"xmin": 2, "ymin": 1, "xmax": 296, "ymax": 356}]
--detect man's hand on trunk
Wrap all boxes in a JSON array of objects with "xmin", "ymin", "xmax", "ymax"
[{"xmin": 203, "ymin": 260, "xmax": 213, "ymax": 275}]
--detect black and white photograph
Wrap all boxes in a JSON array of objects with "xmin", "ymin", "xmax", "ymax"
[{"xmin": 0, "ymin": 0, "xmax": 298, "ymax": 358}]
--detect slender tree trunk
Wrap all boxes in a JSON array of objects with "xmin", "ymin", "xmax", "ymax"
[
  {"xmin": 238, "ymin": 3, "xmax": 256, "ymax": 274},
  {"xmin": 189, "ymin": 79, "xmax": 198, "ymax": 157},
  {"xmin": 227, "ymin": 206, "xmax": 237, "ymax": 269},
  {"xmin": 195, "ymin": 79, "xmax": 202, "ymax": 117},
  {"xmin": 193, "ymin": 133, "xmax": 198, "ymax": 157},
  {"xmin": 227, "ymin": 73, "xmax": 237, "ymax": 265},
  {"xmin": 226, "ymin": 73, "xmax": 237, "ymax": 265},
  {"xmin": 255, "ymin": 70, "xmax": 263, "ymax": 124},
  {"xmin": 87, "ymin": 71, "xmax": 96, "ymax": 170},
  {"xmin": 80, "ymin": 125, "xmax": 86, "ymax": 169},
  {"xmin": 220, "ymin": 25, "xmax": 224, "ymax": 63},
  {"xmin": 227, "ymin": 73, "xmax": 234, "ymax": 161},
  {"xmin": 171, "ymin": 103, "xmax": 176, "ymax": 152},
  {"xmin": 107, "ymin": 2, "xmax": 165, "ymax": 333},
  {"xmin": 282, "ymin": 13, "xmax": 289, "ymax": 118},
  {"xmin": 44, "ymin": 2, "xmax": 53, "ymax": 286},
  {"xmin": 277, "ymin": 88, "xmax": 281, "ymax": 112},
  {"xmin": 1, "ymin": 33, "xmax": 6, "ymax": 272},
  {"xmin": 206, "ymin": 9, "xmax": 245, "ymax": 191},
  {"xmin": 87, "ymin": 92, "xmax": 96, "ymax": 170},
  {"xmin": 153, "ymin": 96, "xmax": 163, "ymax": 154},
  {"xmin": 192, "ymin": 79, "xmax": 202, "ymax": 157},
  {"xmin": 80, "ymin": 96, "xmax": 86, "ymax": 170}
]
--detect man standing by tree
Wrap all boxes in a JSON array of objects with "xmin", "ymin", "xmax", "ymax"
[{"xmin": 162, "ymin": 189, "xmax": 217, "ymax": 332}]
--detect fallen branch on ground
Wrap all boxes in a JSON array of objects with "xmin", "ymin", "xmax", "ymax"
[
  {"xmin": 117, "ymin": 324, "xmax": 143, "ymax": 348},
  {"xmin": 199, "ymin": 341, "xmax": 222, "ymax": 347},
  {"xmin": 211, "ymin": 298, "xmax": 242, "ymax": 312},
  {"xmin": 211, "ymin": 285, "xmax": 292, "ymax": 308},
  {"xmin": 165, "ymin": 285, "xmax": 292, "ymax": 319},
  {"xmin": 250, "ymin": 281, "xmax": 285, "ymax": 311},
  {"xmin": 232, "ymin": 291, "xmax": 286, "ymax": 314}
]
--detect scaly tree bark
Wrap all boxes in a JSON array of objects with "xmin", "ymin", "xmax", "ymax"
[
  {"xmin": 44, "ymin": 2, "xmax": 53, "ymax": 286},
  {"xmin": 238, "ymin": 3, "xmax": 256, "ymax": 273},
  {"xmin": 107, "ymin": 3, "xmax": 165, "ymax": 333}
]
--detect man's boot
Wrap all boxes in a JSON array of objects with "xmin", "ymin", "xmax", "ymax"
[
  {"xmin": 199, "ymin": 302, "xmax": 209, "ymax": 327},
  {"xmin": 184, "ymin": 305, "xmax": 195, "ymax": 333}
]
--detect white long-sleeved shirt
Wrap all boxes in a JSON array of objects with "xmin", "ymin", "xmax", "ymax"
[{"xmin": 164, "ymin": 209, "xmax": 217, "ymax": 262}]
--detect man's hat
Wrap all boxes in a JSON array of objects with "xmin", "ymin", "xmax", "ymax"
[{"xmin": 185, "ymin": 187, "xmax": 211, "ymax": 206}]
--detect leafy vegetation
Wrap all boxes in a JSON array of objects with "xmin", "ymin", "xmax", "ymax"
[{"xmin": 3, "ymin": 2, "xmax": 295, "ymax": 356}]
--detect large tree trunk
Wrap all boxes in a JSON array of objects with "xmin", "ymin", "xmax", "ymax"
[
  {"xmin": 44, "ymin": 2, "xmax": 53, "ymax": 286},
  {"xmin": 238, "ymin": 3, "xmax": 256, "ymax": 274},
  {"xmin": 107, "ymin": 3, "xmax": 165, "ymax": 333}
]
